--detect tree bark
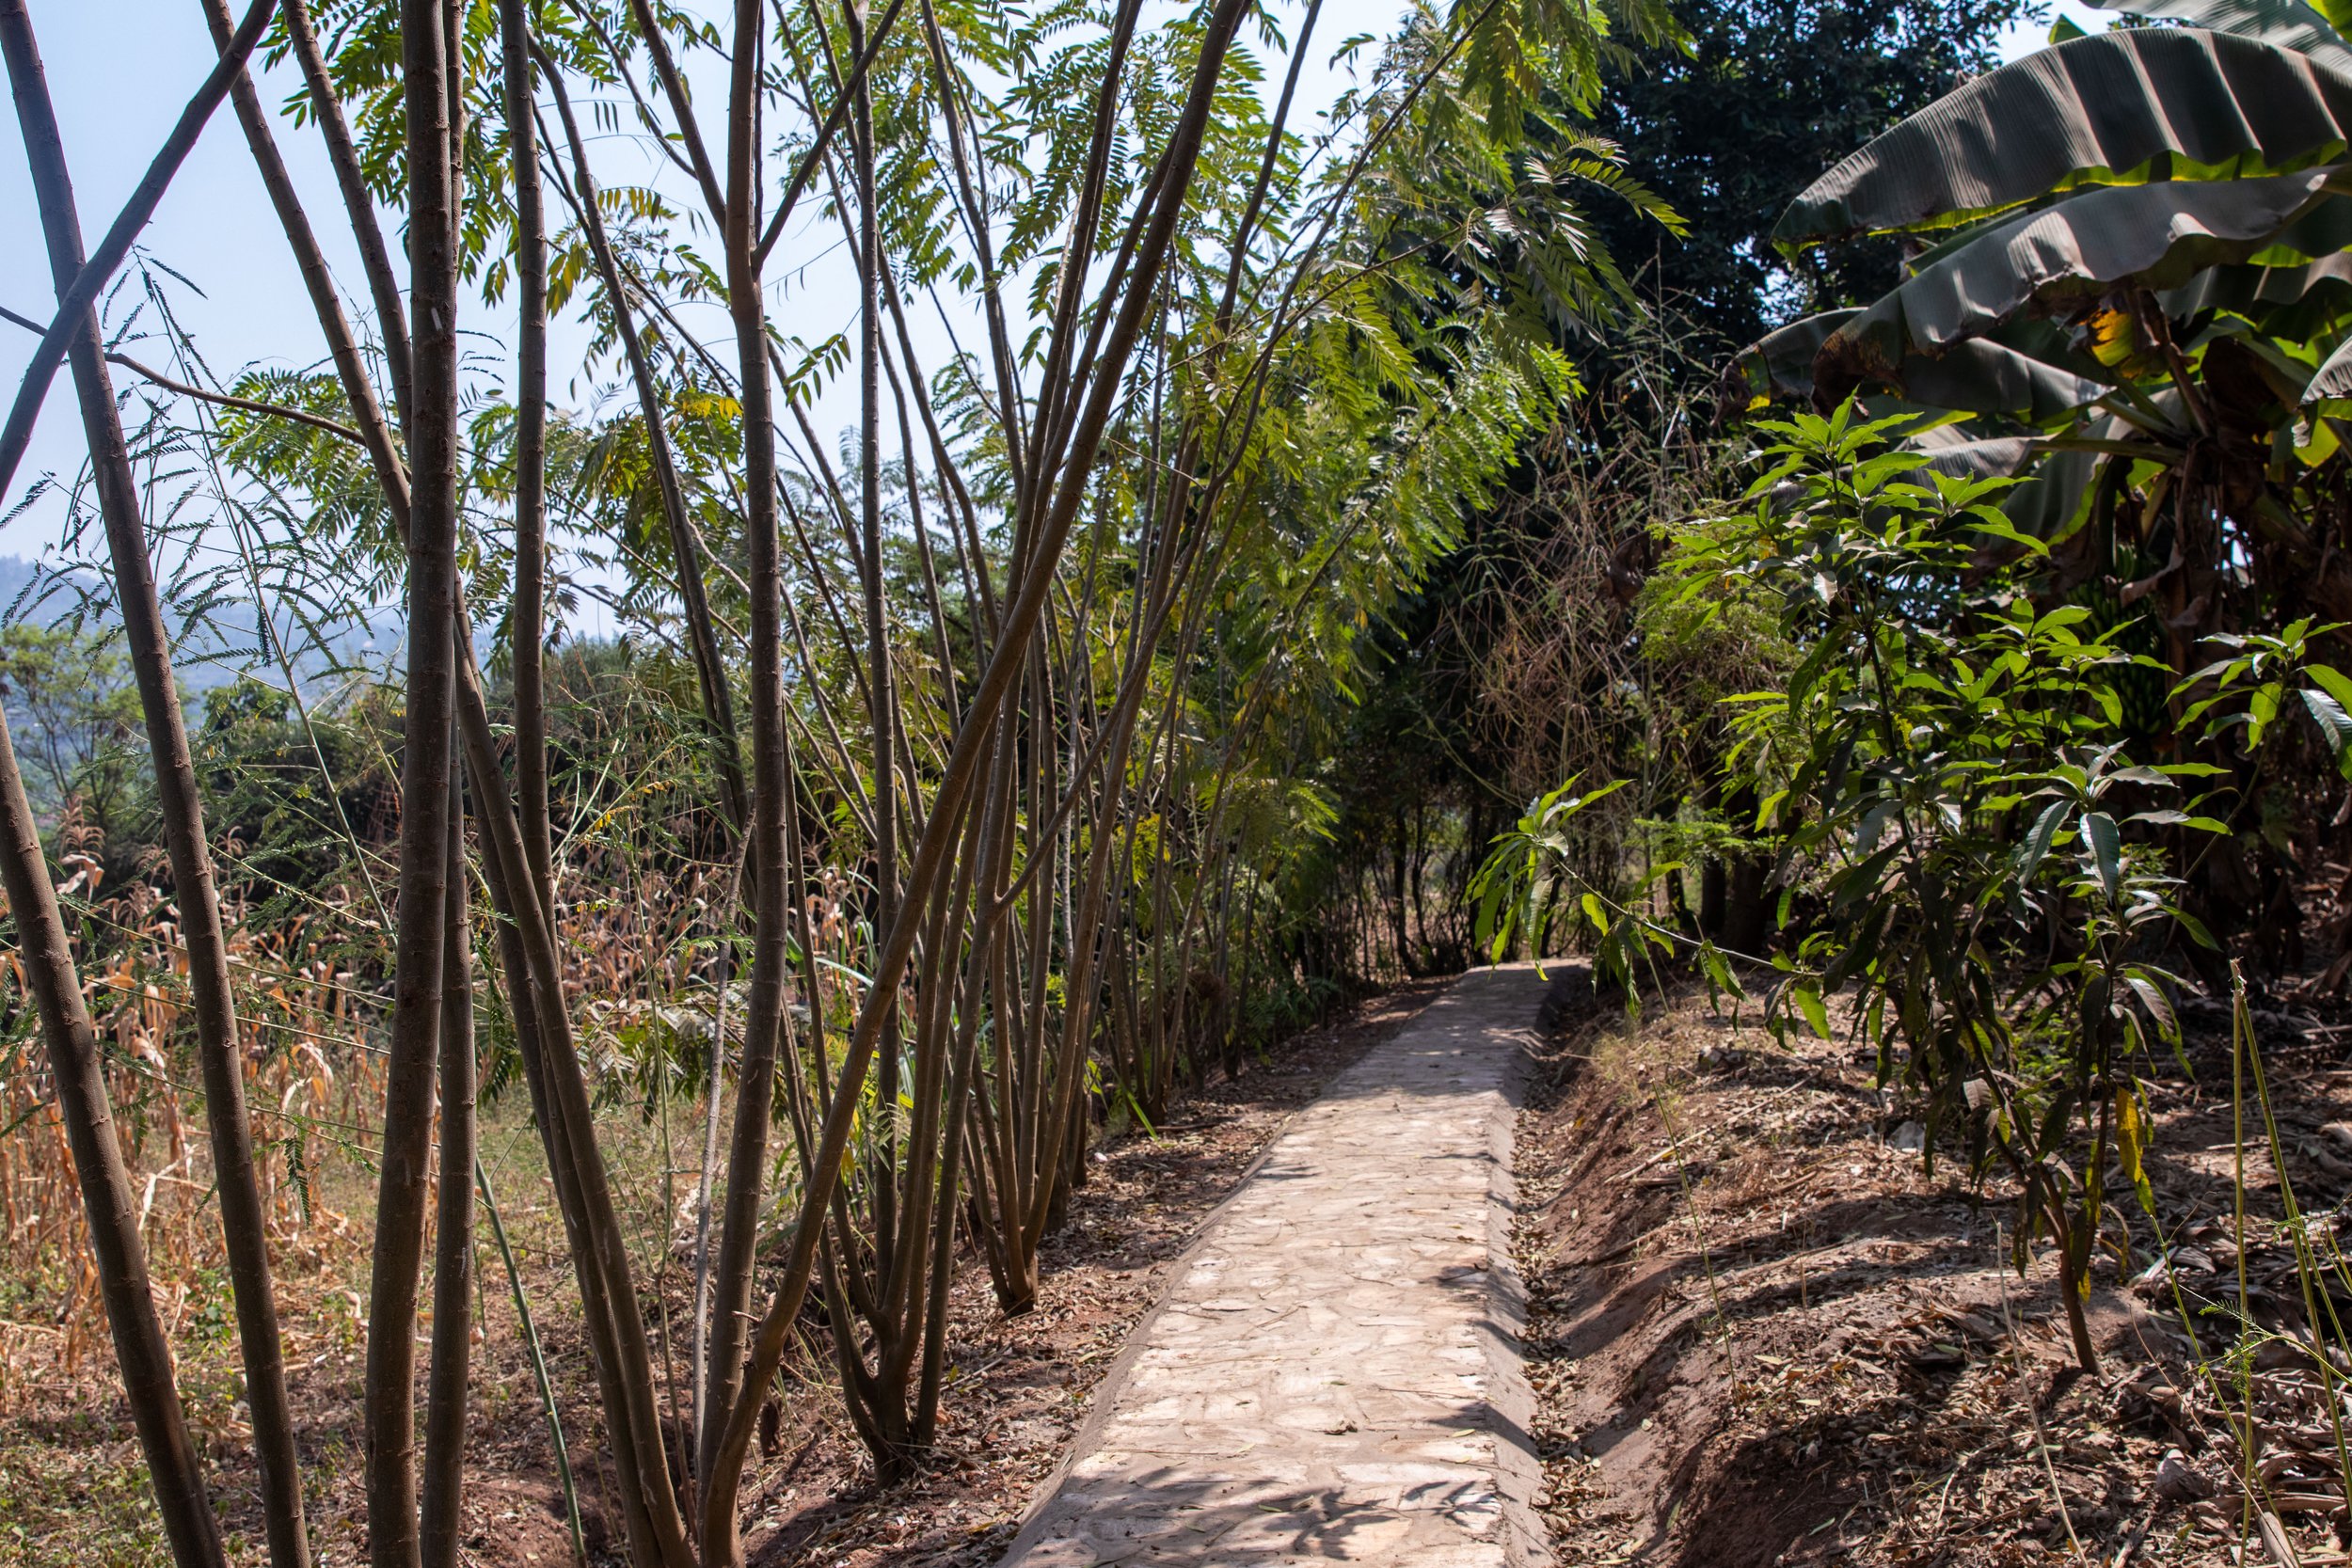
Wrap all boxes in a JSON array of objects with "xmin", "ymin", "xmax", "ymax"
[
  {"xmin": 847, "ymin": 0, "xmax": 906, "ymax": 1338},
  {"xmin": 366, "ymin": 1, "xmax": 463, "ymax": 1562},
  {"xmin": 501, "ymin": 0, "xmax": 552, "ymax": 906},
  {"xmin": 420, "ymin": 782, "xmax": 477, "ymax": 1568},
  {"xmin": 7, "ymin": 6, "xmax": 306, "ymax": 1562}
]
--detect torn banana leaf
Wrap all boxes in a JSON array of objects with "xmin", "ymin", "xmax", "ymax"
[
  {"xmin": 1774, "ymin": 27, "xmax": 2352, "ymax": 247},
  {"xmin": 1733, "ymin": 313, "xmax": 2109, "ymax": 422},
  {"xmin": 1816, "ymin": 169, "xmax": 2352, "ymax": 402}
]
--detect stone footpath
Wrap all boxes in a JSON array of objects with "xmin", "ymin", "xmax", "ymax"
[{"xmin": 997, "ymin": 964, "xmax": 1549, "ymax": 1568}]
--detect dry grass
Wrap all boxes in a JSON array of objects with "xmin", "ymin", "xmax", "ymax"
[{"xmin": 0, "ymin": 827, "xmax": 1441, "ymax": 1568}]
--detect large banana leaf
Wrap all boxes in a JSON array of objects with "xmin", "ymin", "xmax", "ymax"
[
  {"xmin": 1729, "ymin": 311, "xmax": 1854, "ymax": 402},
  {"xmin": 1815, "ymin": 168, "xmax": 2352, "ymax": 400},
  {"xmin": 2088, "ymin": 0, "xmax": 2352, "ymax": 74},
  {"xmin": 1890, "ymin": 343, "xmax": 2113, "ymax": 424},
  {"xmin": 2302, "ymin": 330, "xmax": 2352, "ymax": 399},
  {"xmin": 1910, "ymin": 424, "xmax": 2035, "ymax": 477},
  {"xmin": 1915, "ymin": 426, "xmax": 2111, "ymax": 542},
  {"xmin": 1733, "ymin": 311, "xmax": 2109, "ymax": 422},
  {"xmin": 2161, "ymin": 248, "xmax": 2352, "ymax": 338},
  {"xmin": 1773, "ymin": 28, "xmax": 2352, "ymax": 246}
]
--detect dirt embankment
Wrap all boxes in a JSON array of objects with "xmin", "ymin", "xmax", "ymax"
[{"xmin": 1515, "ymin": 968, "xmax": 2352, "ymax": 1568}]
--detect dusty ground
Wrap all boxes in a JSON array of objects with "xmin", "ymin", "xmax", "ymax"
[
  {"xmin": 1515, "ymin": 966, "xmax": 2352, "ymax": 1568},
  {"xmin": 0, "ymin": 981, "xmax": 1446, "ymax": 1567}
]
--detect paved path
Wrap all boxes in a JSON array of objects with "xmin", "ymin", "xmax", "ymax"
[{"xmin": 997, "ymin": 965, "xmax": 1549, "ymax": 1568}]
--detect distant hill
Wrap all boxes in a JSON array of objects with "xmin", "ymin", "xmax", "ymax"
[{"xmin": 0, "ymin": 553, "xmax": 402, "ymax": 695}]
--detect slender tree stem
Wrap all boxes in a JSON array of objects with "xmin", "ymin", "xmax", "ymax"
[
  {"xmin": 366, "ymin": 2, "xmax": 464, "ymax": 1561},
  {"xmin": 281, "ymin": 0, "xmax": 413, "ymax": 424},
  {"xmin": 0, "ymin": 0, "xmax": 276, "ymax": 503},
  {"xmin": 7, "ymin": 6, "xmax": 308, "ymax": 1561},
  {"xmin": 420, "ymin": 778, "xmax": 478, "ymax": 1568}
]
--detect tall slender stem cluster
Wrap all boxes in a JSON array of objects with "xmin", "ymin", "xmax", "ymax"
[{"xmin": 0, "ymin": 2, "xmax": 1616, "ymax": 1563}]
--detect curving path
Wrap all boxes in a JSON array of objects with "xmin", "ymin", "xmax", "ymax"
[{"xmin": 997, "ymin": 964, "xmax": 1549, "ymax": 1568}]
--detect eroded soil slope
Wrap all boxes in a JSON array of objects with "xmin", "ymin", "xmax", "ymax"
[{"xmin": 1518, "ymin": 970, "xmax": 2352, "ymax": 1568}]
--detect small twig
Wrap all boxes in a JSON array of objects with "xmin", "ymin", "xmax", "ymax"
[
  {"xmin": 2106, "ymin": 1508, "xmax": 2149, "ymax": 1567},
  {"xmin": 1604, "ymin": 1134, "xmax": 1704, "ymax": 1184},
  {"xmin": 1996, "ymin": 1221, "xmax": 2092, "ymax": 1567},
  {"xmin": 0, "ymin": 300, "xmax": 366, "ymax": 445}
]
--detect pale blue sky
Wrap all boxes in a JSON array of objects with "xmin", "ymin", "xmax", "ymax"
[
  {"xmin": 0, "ymin": 0, "xmax": 1390, "ymax": 588},
  {"xmin": 0, "ymin": 0, "xmax": 2135, "ymax": 579},
  {"xmin": 2002, "ymin": 3, "xmax": 2107, "ymax": 56}
]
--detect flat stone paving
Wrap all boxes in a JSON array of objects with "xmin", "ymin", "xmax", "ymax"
[{"xmin": 997, "ymin": 964, "xmax": 1549, "ymax": 1568}]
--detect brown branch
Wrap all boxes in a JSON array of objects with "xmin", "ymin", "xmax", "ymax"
[
  {"xmin": 0, "ymin": 301, "xmax": 367, "ymax": 446},
  {"xmin": 123, "ymin": 361, "xmax": 364, "ymax": 453},
  {"xmin": 0, "ymin": 0, "xmax": 278, "ymax": 509}
]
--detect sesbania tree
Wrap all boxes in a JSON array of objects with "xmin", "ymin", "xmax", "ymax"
[{"xmin": 0, "ymin": 3, "xmax": 1677, "ymax": 1568}]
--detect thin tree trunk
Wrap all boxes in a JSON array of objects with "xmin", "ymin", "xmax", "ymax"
[
  {"xmin": 199, "ymin": 0, "xmax": 407, "ymax": 542},
  {"xmin": 420, "ymin": 782, "xmax": 477, "ymax": 1568},
  {"xmin": 847, "ymin": 0, "xmax": 905, "ymax": 1333},
  {"xmin": 698, "ymin": 0, "xmax": 792, "ymax": 1487},
  {"xmin": 689, "ymin": 879, "xmax": 732, "ymax": 1478},
  {"xmin": 282, "ymin": 0, "xmax": 413, "ymax": 424},
  {"xmin": 0, "ymin": 696, "xmax": 222, "ymax": 1568},
  {"xmin": 6, "ymin": 7, "xmax": 307, "ymax": 1563},
  {"xmin": 0, "ymin": 0, "xmax": 275, "ymax": 503},
  {"xmin": 367, "ymin": 1, "xmax": 464, "ymax": 1561},
  {"xmin": 474, "ymin": 846, "xmax": 667, "ymax": 1568},
  {"xmin": 451, "ymin": 641, "xmax": 700, "ymax": 1568},
  {"xmin": 501, "ymin": 0, "xmax": 552, "ymax": 905}
]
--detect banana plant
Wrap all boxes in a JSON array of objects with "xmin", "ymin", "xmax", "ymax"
[{"xmin": 1740, "ymin": 0, "xmax": 2352, "ymax": 667}]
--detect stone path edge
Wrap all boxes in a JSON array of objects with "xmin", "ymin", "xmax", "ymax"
[
  {"xmin": 989, "ymin": 971, "xmax": 1549, "ymax": 1567},
  {"xmin": 990, "ymin": 1042, "xmax": 1382, "ymax": 1564},
  {"xmin": 1481, "ymin": 1033, "xmax": 1548, "ymax": 1568}
]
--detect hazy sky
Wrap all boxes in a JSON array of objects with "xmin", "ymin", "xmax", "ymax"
[
  {"xmin": 0, "ymin": 0, "xmax": 1396, "ymax": 597},
  {"xmin": 0, "ymin": 0, "xmax": 2112, "ymax": 578}
]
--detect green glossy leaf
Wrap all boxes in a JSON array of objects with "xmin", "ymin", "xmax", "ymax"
[
  {"xmin": 2018, "ymin": 797, "xmax": 2074, "ymax": 882},
  {"xmin": 2306, "ymin": 662, "xmax": 2352, "ymax": 711},
  {"xmin": 2300, "ymin": 685, "xmax": 2352, "ymax": 775},
  {"xmin": 2085, "ymin": 810, "xmax": 2124, "ymax": 902},
  {"xmin": 1792, "ymin": 984, "xmax": 1833, "ymax": 1040}
]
